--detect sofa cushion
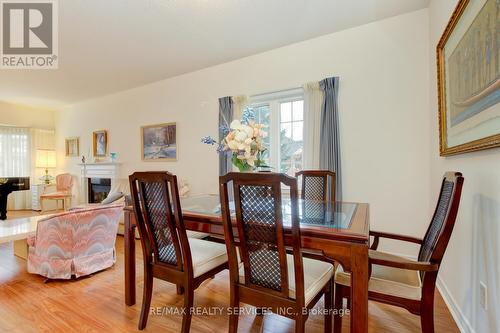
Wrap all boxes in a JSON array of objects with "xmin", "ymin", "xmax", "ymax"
[{"xmin": 102, "ymin": 191, "xmax": 124, "ymax": 204}]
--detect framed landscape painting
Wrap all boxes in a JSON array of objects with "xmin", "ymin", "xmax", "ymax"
[
  {"xmin": 141, "ymin": 122, "xmax": 177, "ymax": 161},
  {"xmin": 437, "ymin": 0, "xmax": 500, "ymax": 155}
]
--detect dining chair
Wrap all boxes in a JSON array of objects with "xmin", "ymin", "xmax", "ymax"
[
  {"xmin": 219, "ymin": 172, "xmax": 335, "ymax": 333},
  {"xmin": 129, "ymin": 171, "xmax": 228, "ymax": 332},
  {"xmin": 296, "ymin": 170, "xmax": 336, "ymax": 202},
  {"xmin": 333, "ymin": 171, "xmax": 464, "ymax": 333},
  {"xmin": 40, "ymin": 173, "xmax": 74, "ymax": 212}
]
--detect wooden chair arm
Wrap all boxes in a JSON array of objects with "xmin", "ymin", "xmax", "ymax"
[
  {"xmin": 369, "ymin": 250, "xmax": 438, "ymax": 272},
  {"xmin": 370, "ymin": 230, "xmax": 422, "ymax": 250}
]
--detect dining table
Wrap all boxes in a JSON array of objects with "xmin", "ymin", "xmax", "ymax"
[{"xmin": 123, "ymin": 194, "xmax": 370, "ymax": 333}]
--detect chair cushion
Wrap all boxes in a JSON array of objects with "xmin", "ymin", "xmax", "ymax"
[
  {"xmin": 40, "ymin": 191, "xmax": 71, "ymax": 199},
  {"xmin": 239, "ymin": 254, "xmax": 334, "ymax": 305},
  {"xmin": 189, "ymin": 238, "xmax": 228, "ymax": 278},
  {"xmin": 186, "ymin": 231, "xmax": 209, "ymax": 239},
  {"xmin": 335, "ymin": 251, "xmax": 422, "ymax": 300},
  {"xmin": 101, "ymin": 191, "xmax": 124, "ymax": 204}
]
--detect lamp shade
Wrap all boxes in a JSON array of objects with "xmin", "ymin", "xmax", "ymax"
[{"xmin": 35, "ymin": 149, "xmax": 56, "ymax": 168}]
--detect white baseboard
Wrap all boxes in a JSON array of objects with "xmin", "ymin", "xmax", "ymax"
[
  {"xmin": 436, "ymin": 276, "xmax": 475, "ymax": 333},
  {"xmin": 384, "ymin": 251, "xmax": 474, "ymax": 333}
]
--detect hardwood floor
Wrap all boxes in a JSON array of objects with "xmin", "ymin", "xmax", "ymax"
[{"xmin": 0, "ymin": 211, "xmax": 459, "ymax": 333}]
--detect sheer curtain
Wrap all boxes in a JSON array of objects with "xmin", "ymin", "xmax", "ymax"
[
  {"xmin": 303, "ymin": 82, "xmax": 323, "ymax": 169},
  {"xmin": 232, "ymin": 95, "xmax": 248, "ymax": 120},
  {"xmin": 0, "ymin": 126, "xmax": 31, "ymax": 210},
  {"xmin": 0, "ymin": 127, "xmax": 55, "ymax": 210}
]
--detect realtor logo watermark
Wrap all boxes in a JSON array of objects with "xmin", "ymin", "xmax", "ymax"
[{"xmin": 1, "ymin": 0, "xmax": 58, "ymax": 69}]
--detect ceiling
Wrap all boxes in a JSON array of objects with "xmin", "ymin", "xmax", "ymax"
[{"xmin": 0, "ymin": 0, "xmax": 429, "ymax": 108}]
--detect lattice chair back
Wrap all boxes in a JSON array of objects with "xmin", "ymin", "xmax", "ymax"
[
  {"xmin": 220, "ymin": 172, "xmax": 304, "ymax": 301},
  {"xmin": 296, "ymin": 170, "xmax": 336, "ymax": 202},
  {"xmin": 129, "ymin": 172, "xmax": 191, "ymax": 272},
  {"xmin": 418, "ymin": 172, "xmax": 464, "ymax": 279}
]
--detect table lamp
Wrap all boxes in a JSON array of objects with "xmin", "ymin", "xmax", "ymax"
[{"xmin": 36, "ymin": 149, "xmax": 56, "ymax": 184}]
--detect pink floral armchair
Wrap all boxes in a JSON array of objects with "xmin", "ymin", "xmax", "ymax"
[{"xmin": 27, "ymin": 204, "xmax": 123, "ymax": 279}]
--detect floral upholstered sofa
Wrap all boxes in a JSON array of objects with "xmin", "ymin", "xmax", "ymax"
[{"xmin": 27, "ymin": 204, "xmax": 123, "ymax": 279}]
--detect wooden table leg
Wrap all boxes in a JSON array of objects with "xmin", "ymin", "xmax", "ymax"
[
  {"xmin": 350, "ymin": 243, "xmax": 369, "ymax": 333},
  {"xmin": 124, "ymin": 210, "xmax": 136, "ymax": 306}
]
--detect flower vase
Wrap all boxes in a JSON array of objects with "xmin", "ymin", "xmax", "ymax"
[
  {"xmin": 234, "ymin": 164, "xmax": 255, "ymax": 172},
  {"xmin": 231, "ymin": 154, "xmax": 256, "ymax": 172}
]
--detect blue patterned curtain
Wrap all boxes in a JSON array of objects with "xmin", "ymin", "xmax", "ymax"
[
  {"xmin": 319, "ymin": 77, "xmax": 341, "ymax": 201},
  {"xmin": 218, "ymin": 97, "xmax": 233, "ymax": 176}
]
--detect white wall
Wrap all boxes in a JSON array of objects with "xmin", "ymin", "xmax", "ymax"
[
  {"xmin": 0, "ymin": 101, "xmax": 55, "ymax": 129},
  {"xmin": 429, "ymin": 1, "xmax": 500, "ymax": 333},
  {"xmin": 56, "ymin": 9, "xmax": 430, "ymax": 251}
]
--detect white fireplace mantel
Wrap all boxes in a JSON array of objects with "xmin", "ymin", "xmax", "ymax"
[
  {"xmin": 78, "ymin": 162, "xmax": 122, "ymax": 204},
  {"xmin": 78, "ymin": 162, "xmax": 121, "ymax": 179}
]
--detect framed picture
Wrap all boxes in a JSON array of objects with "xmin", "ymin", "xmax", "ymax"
[
  {"xmin": 437, "ymin": 0, "xmax": 500, "ymax": 155},
  {"xmin": 65, "ymin": 137, "xmax": 79, "ymax": 157},
  {"xmin": 93, "ymin": 130, "xmax": 108, "ymax": 157},
  {"xmin": 141, "ymin": 122, "xmax": 177, "ymax": 161}
]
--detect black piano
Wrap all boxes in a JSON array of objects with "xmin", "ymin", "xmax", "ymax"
[{"xmin": 0, "ymin": 177, "xmax": 30, "ymax": 220}]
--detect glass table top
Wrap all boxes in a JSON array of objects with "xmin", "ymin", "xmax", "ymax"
[{"xmin": 180, "ymin": 195, "xmax": 357, "ymax": 230}]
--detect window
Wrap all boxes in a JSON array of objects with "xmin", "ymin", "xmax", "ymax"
[
  {"xmin": 279, "ymin": 100, "xmax": 303, "ymax": 174},
  {"xmin": 0, "ymin": 126, "xmax": 30, "ymax": 178},
  {"xmin": 251, "ymin": 105, "xmax": 271, "ymax": 165},
  {"xmin": 245, "ymin": 88, "xmax": 304, "ymax": 176}
]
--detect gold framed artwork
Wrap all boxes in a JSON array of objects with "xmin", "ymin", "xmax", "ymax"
[
  {"xmin": 141, "ymin": 122, "xmax": 177, "ymax": 161},
  {"xmin": 65, "ymin": 137, "xmax": 79, "ymax": 157},
  {"xmin": 437, "ymin": 0, "xmax": 500, "ymax": 156},
  {"xmin": 93, "ymin": 130, "xmax": 108, "ymax": 157}
]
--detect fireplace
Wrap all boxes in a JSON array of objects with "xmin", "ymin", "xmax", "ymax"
[
  {"xmin": 79, "ymin": 162, "xmax": 121, "ymax": 204},
  {"xmin": 88, "ymin": 178, "xmax": 111, "ymax": 203}
]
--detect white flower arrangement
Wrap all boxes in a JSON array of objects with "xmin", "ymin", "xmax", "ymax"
[
  {"xmin": 223, "ymin": 119, "xmax": 267, "ymax": 171},
  {"xmin": 202, "ymin": 109, "xmax": 268, "ymax": 172}
]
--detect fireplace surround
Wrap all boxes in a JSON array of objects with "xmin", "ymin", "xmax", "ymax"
[{"xmin": 79, "ymin": 162, "xmax": 121, "ymax": 204}]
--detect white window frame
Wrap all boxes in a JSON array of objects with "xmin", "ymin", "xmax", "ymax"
[{"xmin": 247, "ymin": 88, "xmax": 304, "ymax": 173}]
